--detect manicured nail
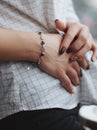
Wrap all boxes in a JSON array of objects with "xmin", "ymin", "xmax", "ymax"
[
  {"xmin": 92, "ymin": 57, "xmax": 96, "ymax": 62},
  {"xmin": 55, "ymin": 19, "xmax": 59, "ymax": 23},
  {"xmin": 67, "ymin": 48, "xmax": 72, "ymax": 53},
  {"xmin": 59, "ymin": 47, "xmax": 66, "ymax": 54},
  {"xmin": 71, "ymin": 88, "xmax": 74, "ymax": 94}
]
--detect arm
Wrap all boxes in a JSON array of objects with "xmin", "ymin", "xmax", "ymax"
[
  {"xmin": 0, "ymin": 28, "xmax": 41, "ymax": 61},
  {"xmin": 0, "ymin": 28, "xmax": 81, "ymax": 93}
]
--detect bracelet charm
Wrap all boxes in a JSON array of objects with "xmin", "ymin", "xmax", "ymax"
[{"xmin": 38, "ymin": 32, "xmax": 45, "ymax": 65}]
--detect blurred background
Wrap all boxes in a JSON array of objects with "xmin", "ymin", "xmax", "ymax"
[
  {"xmin": 73, "ymin": 1, "xmax": 97, "ymax": 130},
  {"xmin": 73, "ymin": 0, "xmax": 97, "ymax": 40}
]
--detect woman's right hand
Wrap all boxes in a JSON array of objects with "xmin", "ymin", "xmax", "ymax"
[{"xmin": 38, "ymin": 33, "xmax": 81, "ymax": 93}]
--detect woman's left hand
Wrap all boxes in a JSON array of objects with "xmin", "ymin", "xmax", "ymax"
[{"xmin": 55, "ymin": 19, "xmax": 97, "ymax": 64}]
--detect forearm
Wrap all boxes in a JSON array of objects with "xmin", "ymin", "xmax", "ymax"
[{"xmin": 0, "ymin": 28, "xmax": 41, "ymax": 61}]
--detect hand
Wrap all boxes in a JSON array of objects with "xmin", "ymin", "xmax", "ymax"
[
  {"xmin": 38, "ymin": 33, "xmax": 81, "ymax": 93},
  {"xmin": 55, "ymin": 19, "xmax": 97, "ymax": 64}
]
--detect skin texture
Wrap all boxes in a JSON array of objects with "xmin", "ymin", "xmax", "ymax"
[
  {"xmin": 55, "ymin": 19, "xmax": 97, "ymax": 67},
  {"xmin": 0, "ymin": 28, "xmax": 81, "ymax": 93},
  {"xmin": 39, "ymin": 33, "xmax": 81, "ymax": 93}
]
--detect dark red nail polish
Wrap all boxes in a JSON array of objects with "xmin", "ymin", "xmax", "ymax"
[{"xmin": 59, "ymin": 47, "xmax": 66, "ymax": 54}]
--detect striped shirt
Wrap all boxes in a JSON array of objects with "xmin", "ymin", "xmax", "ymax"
[{"xmin": 0, "ymin": 0, "xmax": 97, "ymax": 120}]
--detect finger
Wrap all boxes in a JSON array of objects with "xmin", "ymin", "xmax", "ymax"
[
  {"xmin": 59, "ymin": 22, "xmax": 81, "ymax": 54},
  {"xmin": 70, "ymin": 32, "xmax": 92, "ymax": 61},
  {"xmin": 77, "ymin": 57, "xmax": 89, "ymax": 70},
  {"xmin": 70, "ymin": 43, "xmax": 90, "ymax": 62},
  {"xmin": 91, "ymin": 43, "xmax": 97, "ymax": 62},
  {"xmin": 69, "ymin": 39, "xmax": 84, "ymax": 53},
  {"xmin": 55, "ymin": 19, "xmax": 66, "ymax": 32},
  {"xmin": 66, "ymin": 68, "xmax": 80, "ymax": 86},
  {"xmin": 71, "ymin": 61, "xmax": 82, "ymax": 77},
  {"xmin": 70, "ymin": 25, "xmax": 90, "ymax": 52},
  {"xmin": 58, "ymin": 71, "xmax": 74, "ymax": 93}
]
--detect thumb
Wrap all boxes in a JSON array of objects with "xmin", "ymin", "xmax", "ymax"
[{"xmin": 55, "ymin": 19, "xmax": 66, "ymax": 32}]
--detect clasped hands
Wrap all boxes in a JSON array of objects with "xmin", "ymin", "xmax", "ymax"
[{"xmin": 39, "ymin": 19, "xmax": 97, "ymax": 94}]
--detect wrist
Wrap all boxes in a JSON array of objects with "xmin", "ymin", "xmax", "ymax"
[
  {"xmin": 18, "ymin": 31, "xmax": 42, "ymax": 62},
  {"xmin": 38, "ymin": 33, "xmax": 62, "ymax": 65}
]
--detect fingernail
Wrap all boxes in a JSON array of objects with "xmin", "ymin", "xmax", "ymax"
[
  {"xmin": 67, "ymin": 48, "xmax": 73, "ymax": 53},
  {"xmin": 71, "ymin": 89, "xmax": 74, "ymax": 94},
  {"xmin": 59, "ymin": 47, "xmax": 66, "ymax": 54},
  {"xmin": 92, "ymin": 57, "xmax": 96, "ymax": 62},
  {"xmin": 86, "ymin": 65, "xmax": 89, "ymax": 70},
  {"xmin": 55, "ymin": 19, "xmax": 59, "ymax": 23}
]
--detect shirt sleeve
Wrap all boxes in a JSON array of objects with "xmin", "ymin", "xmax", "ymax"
[{"xmin": 65, "ymin": 0, "xmax": 80, "ymax": 22}]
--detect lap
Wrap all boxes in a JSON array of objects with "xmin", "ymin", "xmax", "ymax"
[{"xmin": 0, "ymin": 105, "xmax": 85, "ymax": 130}]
